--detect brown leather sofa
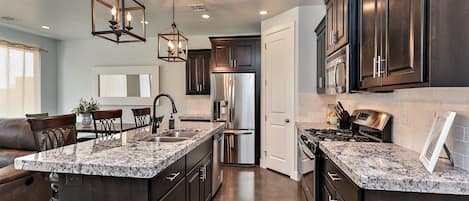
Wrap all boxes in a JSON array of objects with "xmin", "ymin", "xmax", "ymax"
[{"xmin": 0, "ymin": 118, "xmax": 51, "ymax": 201}]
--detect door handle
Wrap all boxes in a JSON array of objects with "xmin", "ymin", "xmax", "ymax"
[{"xmin": 285, "ymin": 119, "xmax": 290, "ymax": 123}]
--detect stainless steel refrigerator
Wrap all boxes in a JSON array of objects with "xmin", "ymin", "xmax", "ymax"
[{"xmin": 211, "ymin": 73, "xmax": 255, "ymax": 165}]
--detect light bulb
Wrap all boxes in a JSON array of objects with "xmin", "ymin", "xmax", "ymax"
[
  {"xmin": 126, "ymin": 12, "xmax": 132, "ymax": 22},
  {"xmin": 111, "ymin": 6, "xmax": 117, "ymax": 16},
  {"xmin": 168, "ymin": 41, "xmax": 174, "ymax": 49},
  {"xmin": 178, "ymin": 41, "xmax": 182, "ymax": 49}
]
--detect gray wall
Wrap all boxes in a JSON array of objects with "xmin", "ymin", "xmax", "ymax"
[
  {"xmin": 0, "ymin": 25, "xmax": 58, "ymax": 114},
  {"xmin": 57, "ymin": 35, "xmax": 212, "ymax": 123}
]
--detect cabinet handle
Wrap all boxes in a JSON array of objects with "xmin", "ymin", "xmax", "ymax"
[
  {"xmin": 233, "ymin": 59, "xmax": 237, "ymax": 68},
  {"xmin": 199, "ymin": 164, "xmax": 207, "ymax": 181},
  {"xmin": 165, "ymin": 172, "xmax": 181, "ymax": 182},
  {"xmin": 377, "ymin": 56, "xmax": 381, "ymax": 77},
  {"xmin": 373, "ymin": 57, "xmax": 377, "ymax": 78},
  {"xmin": 319, "ymin": 77, "xmax": 323, "ymax": 88},
  {"xmin": 327, "ymin": 172, "xmax": 342, "ymax": 181},
  {"xmin": 379, "ymin": 57, "xmax": 386, "ymax": 77},
  {"xmin": 329, "ymin": 32, "xmax": 333, "ymax": 46},
  {"xmin": 329, "ymin": 195, "xmax": 338, "ymax": 201}
]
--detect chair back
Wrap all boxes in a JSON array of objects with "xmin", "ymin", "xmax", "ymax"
[
  {"xmin": 92, "ymin": 110, "xmax": 123, "ymax": 137},
  {"xmin": 25, "ymin": 113, "xmax": 49, "ymax": 118},
  {"xmin": 131, "ymin": 108, "xmax": 151, "ymax": 127},
  {"xmin": 28, "ymin": 114, "xmax": 77, "ymax": 151}
]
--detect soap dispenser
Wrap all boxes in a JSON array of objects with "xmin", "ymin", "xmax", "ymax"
[{"xmin": 169, "ymin": 114, "xmax": 175, "ymax": 130}]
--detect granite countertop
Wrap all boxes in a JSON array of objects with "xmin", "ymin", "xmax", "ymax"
[
  {"xmin": 14, "ymin": 122, "xmax": 225, "ymax": 179},
  {"xmin": 179, "ymin": 114, "xmax": 212, "ymax": 121},
  {"xmin": 320, "ymin": 141, "xmax": 469, "ymax": 195}
]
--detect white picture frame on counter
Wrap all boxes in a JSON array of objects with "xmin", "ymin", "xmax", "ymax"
[{"xmin": 419, "ymin": 111, "xmax": 456, "ymax": 173}]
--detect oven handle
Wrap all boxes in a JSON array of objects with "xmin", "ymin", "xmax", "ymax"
[{"xmin": 299, "ymin": 139, "xmax": 315, "ymax": 159}]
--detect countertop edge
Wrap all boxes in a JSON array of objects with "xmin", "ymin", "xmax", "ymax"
[{"xmin": 14, "ymin": 125, "xmax": 224, "ymax": 179}]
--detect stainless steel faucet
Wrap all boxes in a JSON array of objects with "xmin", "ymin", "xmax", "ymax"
[{"xmin": 152, "ymin": 94, "xmax": 178, "ymax": 134}]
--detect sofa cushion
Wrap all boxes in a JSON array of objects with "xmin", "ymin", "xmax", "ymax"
[
  {"xmin": 0, "ymin": 165, "xmax": 34, "ymax": 185},
  {"xmin": 0, "ymin": 149, "xmax": 35, "ymax": 168},
  {"xmin": 0, "ymin": 119, "xmax": 37, "ymax": 151}
]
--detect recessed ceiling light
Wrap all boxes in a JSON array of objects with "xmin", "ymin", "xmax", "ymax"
[
  {"xmin": 259, "ymin": 10, "xmax": 268, "ymax": 15},
  {"xmin": 41, "ymin": 26, "xmax": 50, "ymax": 30},
  {"xmin": 202, "ymin": 14, "xmax": 210, "ymax": 19}
]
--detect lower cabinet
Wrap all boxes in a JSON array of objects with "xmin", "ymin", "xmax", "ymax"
[
  {"xmin": 187, "ymin": 153, "xmax": 213, "ymax": 201},
  {"xmin": 160, "ymin": 178, "xmax": 187, "ymax": 201}
]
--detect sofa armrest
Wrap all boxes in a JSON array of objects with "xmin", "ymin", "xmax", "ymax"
[{"xmin": 0, "ymin": 149, "xmax": 35, "ymax": 168}]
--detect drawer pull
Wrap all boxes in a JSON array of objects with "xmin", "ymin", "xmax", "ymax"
[
  {"xmin": 165, "ymin": 172, "xmax": 181, "ymax": 182},
  {"xmin": 327, "ymin": 172, "xmax": 342, "ymax": 181},
  {"xmin": 329, "ymin": 195, "xmax": 338, "ymax": 201}
]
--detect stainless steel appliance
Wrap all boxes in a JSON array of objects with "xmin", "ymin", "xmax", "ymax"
[
  {"xmin": 326, "ymin": 46, "xmax": 349, "ymax": 94},
  {"xmin": 211, "ymin": 73, "xmax": 255, "ymax": 165},
  {"xmin": 298, "ymin": 109, "xmax": 392, "ymax": 201},
  {"xmin": 212, "ymin": 132, "xmax": 223, "ymax": 195}
]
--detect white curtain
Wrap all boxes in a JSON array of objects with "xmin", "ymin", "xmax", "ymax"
[{"xmin": 0, "ymin": 41, "xmax": 41, "ymax": 117}]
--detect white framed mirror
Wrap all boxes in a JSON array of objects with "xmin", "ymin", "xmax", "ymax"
[{"xmin": 93, "ymin": 66, "xmax": 159, "ymax": 105}]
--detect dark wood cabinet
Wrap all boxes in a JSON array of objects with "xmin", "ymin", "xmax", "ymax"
[
  {"xmin": 359, "ymin": 0, "xmax": 424, "ymax": 89},
  {"xmin": 160, "ymin": 178, "xmax": 186, "ymax": 201},
  {"xmin": 186, "ymin": 49, "xmax": 211, "ymax": 95},
  {"xmin": 326, "ymin": 0, "xmax": 349, "ymax": 56},
  {"xmin": 315, "ymin": 17, "xmax": 327, "ymax": 94},
  {"xmin": 186, "ymin": 152, "xmax": 212, "ymax": 201},
  {"xmin": 210, "ymin": 36, "xmax": 260, "ymax": 73},
  {"xmin": 186, "ymin": 166, "xmax": 201, "ymax": 201},
  {"xmin": 358, "ymin": 0, "xmax": 469, "ymax": 91}
]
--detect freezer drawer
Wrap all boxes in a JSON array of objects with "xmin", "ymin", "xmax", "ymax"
[{"xmin": 223, "ymin": 130, "xmax": 255, "ymax": 165}]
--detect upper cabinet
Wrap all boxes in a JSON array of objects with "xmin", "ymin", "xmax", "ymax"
[
  {"xmin": 186, "ymin": 49, "xmax": 211, "ymax": 95},
  {"xmin": 358, "ymin": 0, "xmax": 469, "ymax": 90},
  {"xmin": 315, "ymin": 17, "xmax": 327, "ymax": 94},
  {"xmin": 210, "ymin": 36, "xmax": 261, "ymax": 73},
  {"xmin": 326, "ymin": 0, "xmax": 349, "ymax": 56},
  {"xmin": 359, "ymin": 0, "xmax": 424, "ymax": 89}
]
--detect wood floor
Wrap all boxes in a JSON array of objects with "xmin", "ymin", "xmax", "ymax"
[{"xmin": 212, "ymin": 166, "xmax": 306, "ymax": 201}]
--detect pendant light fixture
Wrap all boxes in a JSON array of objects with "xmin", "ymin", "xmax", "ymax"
[
  {"xmin": 158, "ymin": 0, "xmax": 188, "ymax": 62},
  {"xmin": 91, "ymin": 0, "xmax": 146, "ymax": 43}
]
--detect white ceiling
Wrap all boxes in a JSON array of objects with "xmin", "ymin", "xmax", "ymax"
[{"xmin": 0, "ymin": 0, "xmax": 322, "ymax": 40}]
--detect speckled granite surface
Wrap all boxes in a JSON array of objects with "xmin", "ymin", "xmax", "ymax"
[
  {"xmin": 15, "ymin": 122, "xmax": 224, "ymax": 179},
  {"xmin": 320, "ymin": 141, "xmax": 469, "ymax": 195}
]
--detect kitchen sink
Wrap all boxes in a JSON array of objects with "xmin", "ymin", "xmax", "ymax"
[
  {"xmin": 159, "ymin": 128, "xmax": 202, "ymax": 138},
  {"xmin": 156, "ymin": 137, "xmax": 189, "ymax": 142}
]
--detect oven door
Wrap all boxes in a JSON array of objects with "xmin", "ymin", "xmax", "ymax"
[
  {"xmin": 326, "ymin": 46, "xmax": 349, "ymax": 95},
  {"xmin": 298, "ymin": 137, "xmax": 315, "ymax": 201}
]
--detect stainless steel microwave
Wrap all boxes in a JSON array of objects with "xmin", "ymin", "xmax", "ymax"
[{"xmin": 325, "ymin": 46, "xmax": 349, "ymax": 94}]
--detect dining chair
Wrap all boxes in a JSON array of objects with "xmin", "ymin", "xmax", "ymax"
[
  {"xmin": 91, "ymin": 109, "xmax": 123, "ymax": 138},
  {"xmin": 131, "ymin": 107, "xmax": 151, "ymax": 128},
  {"xmin": 27, "ymin": 114, "xmax": 77, "ymax": 201},
  {"xmin": 25, "ymin": 113, "xmax": 49, "ymax": 119},
  {"xmin": 28, "ymin": 114, "xmax": 77, "ymax": 151}
]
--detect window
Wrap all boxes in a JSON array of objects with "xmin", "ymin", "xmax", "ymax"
[{"xmin": 0, "ymin": 42, "xmax": 41, "ymax": 117}]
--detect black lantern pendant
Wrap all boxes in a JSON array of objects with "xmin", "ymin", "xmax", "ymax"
[
  {"xmin": 92, "ymin": 0, "xmax": 146, "ymax": 43},
  {"xmin": 158, "ymin": 0, "xmax": 188, "ymax": 62}
]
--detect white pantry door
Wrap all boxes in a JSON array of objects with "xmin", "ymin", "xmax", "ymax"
[{"xmin": 263, "ymin": 24, "xmax": 295, "ymax": 176}]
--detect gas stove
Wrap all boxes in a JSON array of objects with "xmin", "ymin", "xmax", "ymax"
[{"xmin": 299, "ymin": 109, "xmax": 393, "ymax": 155}]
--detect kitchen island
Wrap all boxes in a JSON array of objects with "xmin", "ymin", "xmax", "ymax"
[
  {"xmin": 14, "ymin": 122, "xmax": 225, "ymax": 201},
  {"xmin": 318, "ymin": 141, "xmax": 469, "ymax": 201}
]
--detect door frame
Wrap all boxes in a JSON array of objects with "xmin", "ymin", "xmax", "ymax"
[{"xmin": 260, "ymin": 21, "xmax": 298, "ymax": 180}]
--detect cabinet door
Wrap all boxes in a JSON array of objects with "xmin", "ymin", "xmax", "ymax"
[
  {"xmin": 232, "ymin": 40, "xmax": 258, "ymax": 71},
  {"xmin": 160, "ymin": 178, "xmax": 186, "ymax": 201},
  {"xmin": 326, "ymin": 0, "xmax": 336, "ymax": 55},
  {"xmin": 359, "ymin": 0, "xmax": 381, "ymax": 89},
  {"xmin": 316, "ymin": 18, "xmax": 327, "ymax": 94},
  {"xmin": 202, "ymin": 156, "xmax": 212, "ymax": 201},
  {"xmin": 381, "ymin": 0, "xmax": 424, "ymax": 86},
  {"xmin": 335, "ymin": 0, "xmax": 348, "ymax": 49},
  {"xmin": 186, "ymin": 168, "xmax": 201, "ymax": 201},
  {"xmin": 212, "ymin": 42, "xmax": 232, "ymax": 69},
  {"xmin": 186, "ymin": 50, "xmax": 211, "ymax": 95}
]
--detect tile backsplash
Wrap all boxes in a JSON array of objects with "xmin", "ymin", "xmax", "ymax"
[{"xmin": 298, "ymin": 88, "xmax": 469, "ymax": 171}]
